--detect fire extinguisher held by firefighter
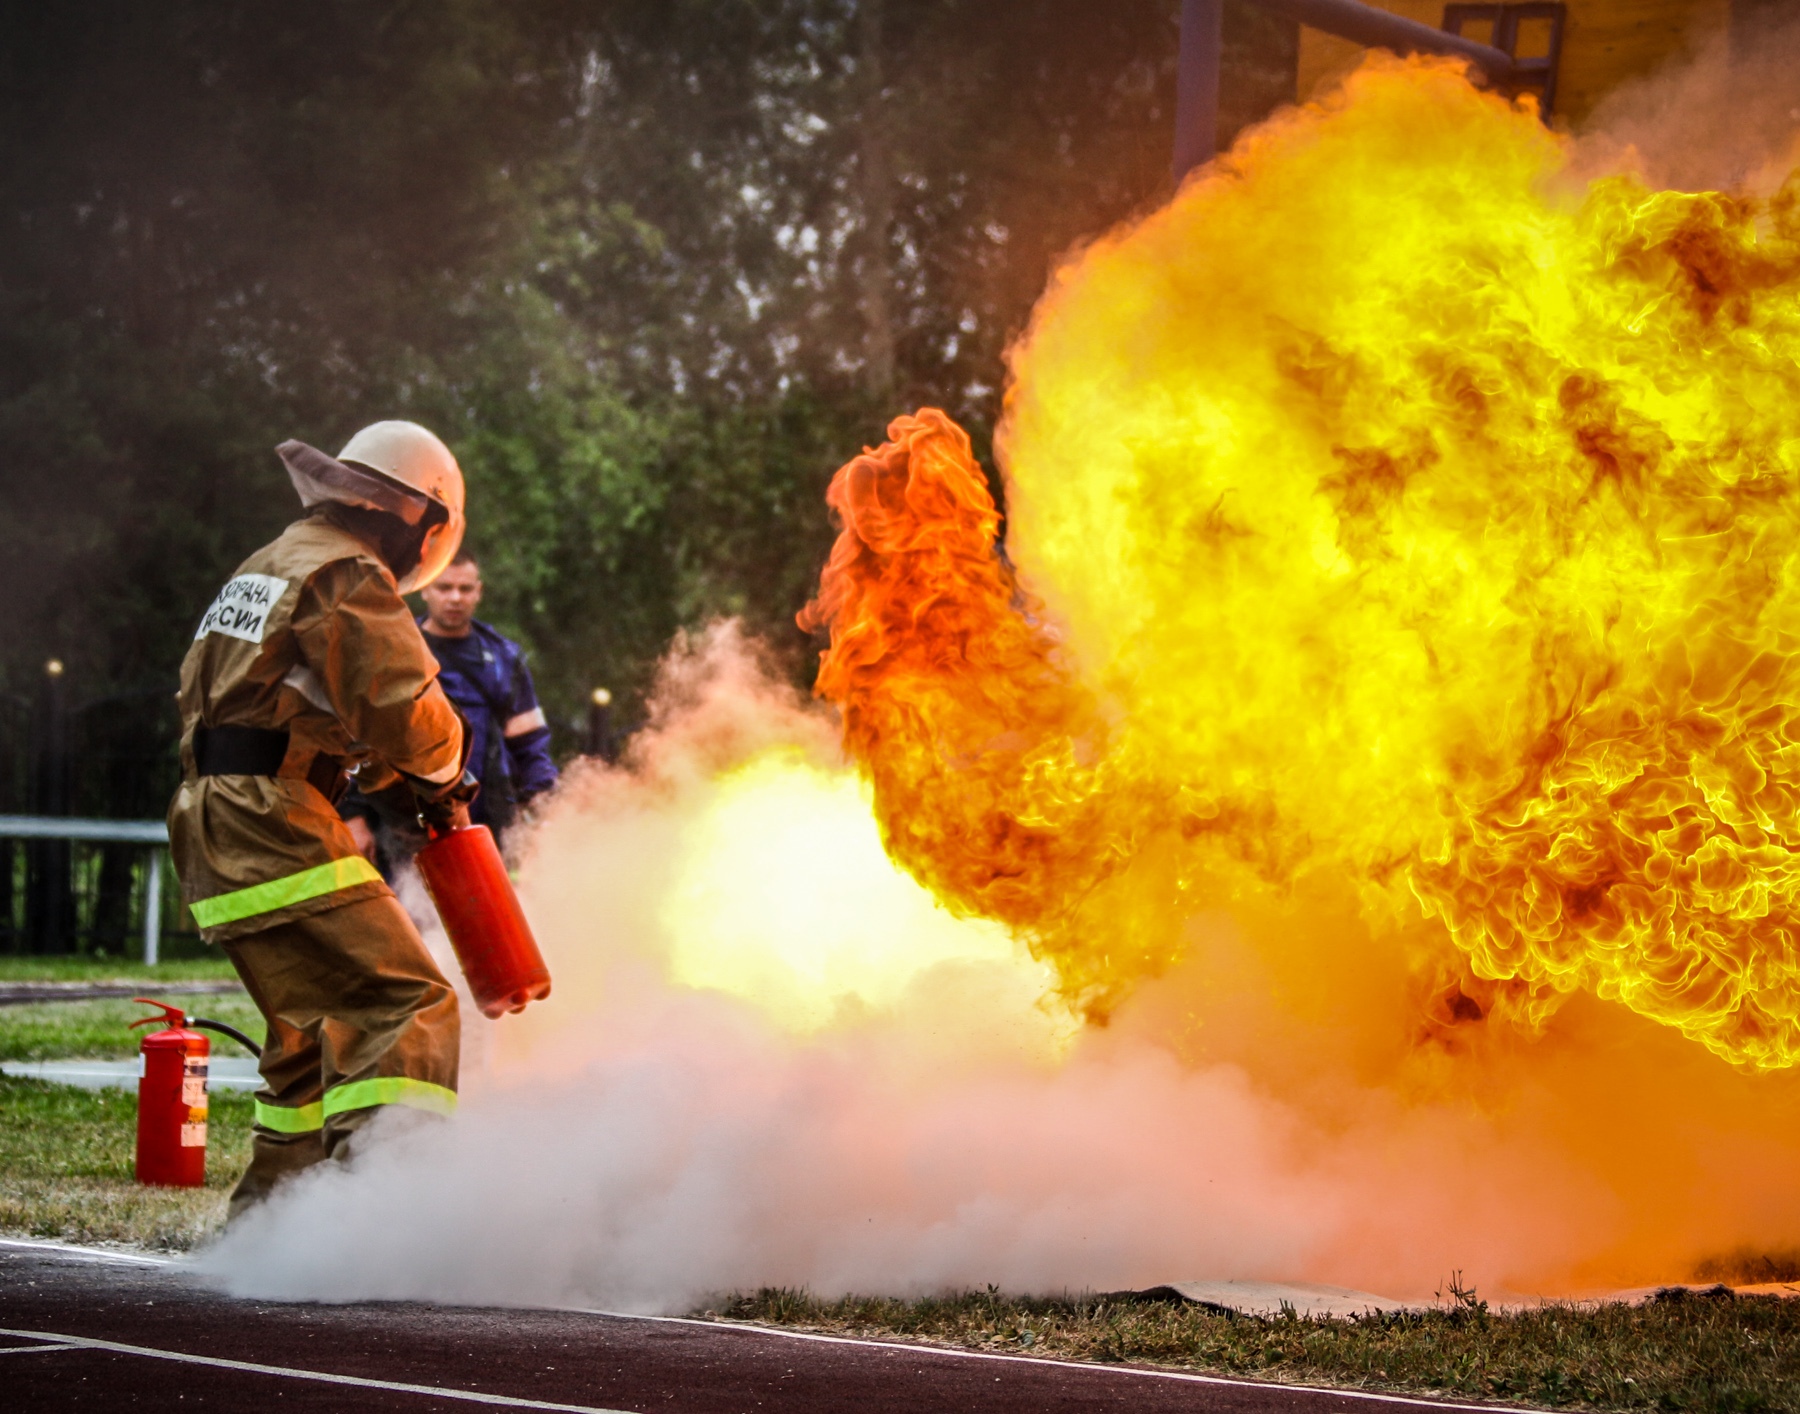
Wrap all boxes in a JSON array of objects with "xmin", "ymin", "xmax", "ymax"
[{"xmin": 167, "ymin": 420, "xmax": 551, "ymax": 1222}]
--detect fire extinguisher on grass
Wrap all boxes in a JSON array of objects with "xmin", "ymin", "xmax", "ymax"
[{"xmin": 129, "ymin": 999, "xmax": 262, "ymax": 1189}]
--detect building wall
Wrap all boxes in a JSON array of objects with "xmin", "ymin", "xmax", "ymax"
[{"xmin": 1294, "ymin": 0, "xmax": 1731, "ymax": 125}]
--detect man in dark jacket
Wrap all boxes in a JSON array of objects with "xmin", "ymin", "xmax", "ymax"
[
  {"xmin": 342, "ymin": 550, "xmax": 556, "ymax": 861},
  {"xmin": 414, "ymin": 551, "xmax": 559, "ymax": 837}
]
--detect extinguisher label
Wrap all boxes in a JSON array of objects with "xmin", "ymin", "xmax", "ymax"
[
  {"xmin": 181, "ymin": 1057, "xmax": 208, "ymax": 1108},
  {"xmin": 180, "ymin": 1122, "xmax": 208, "ymax": 1148}
]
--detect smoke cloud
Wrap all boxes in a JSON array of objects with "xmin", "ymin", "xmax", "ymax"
[
  {"xmin": 198, "ymin": 627, "xmax": 1800, "ymax": 1312},
  {"xmin": 1569, "ymin": 10, "xmax": 1800, "ymax": 193}
]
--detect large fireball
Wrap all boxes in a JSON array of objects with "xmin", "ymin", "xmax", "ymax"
[{"xmin": 804, "ymin": 56, "xmax": 1800, "ymax": 1072}]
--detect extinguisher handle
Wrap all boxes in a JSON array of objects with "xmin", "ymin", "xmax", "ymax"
[
  {"xmin": 416, "ymin": 770, "xmax": 479, "ymax": 840},
  {"xmin": 129, "ymin": 998, "xmax": 188, "ymax": 1031}
]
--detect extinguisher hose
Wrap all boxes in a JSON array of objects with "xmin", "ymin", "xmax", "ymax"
[{"xmin": 187, "ymin": 1017, "xmax": 263, "ymax": 1059}]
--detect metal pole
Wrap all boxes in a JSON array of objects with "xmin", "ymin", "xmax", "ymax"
[
  {"xmin": 1249, "ymin": 0, "xmax": 1517, "ymax": 79},
  {"xmin": 143, "ymin": 847, "xmax": 162, "ymax": 966},
  {"xmin": 587, "ymin": 687, "xmax": 615, "ymax": 762},
  {"xmin": 27, "ymin": 659, "xmax": 73, "ymax": 953},
  {"xmin": 1173, "ymin": 0, "xmax": 1225, "ymax": 184}
]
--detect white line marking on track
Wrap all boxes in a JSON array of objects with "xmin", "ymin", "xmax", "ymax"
[
  {"xmin": 0, "ymin": 1326, "xmax": 635, "ymax": 1413},
  {"xmin": 0, "ymin": 1343, "xmax": 79, "ymax": 1355},
  {"xmin": 565, "ymin": 1308, "xmax": 1534, "ymax": 1411},
  {"xmin": 0, "ymin": 1237, "xmax": 170, "ymax": 1266}
]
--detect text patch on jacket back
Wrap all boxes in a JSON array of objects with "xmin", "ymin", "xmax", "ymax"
[{"xmin": 195, "ymin": 574, "xmax": 290, "ymax": 644}]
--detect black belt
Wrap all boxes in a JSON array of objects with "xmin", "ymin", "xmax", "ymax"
[{"xmin": 194, "ymin": 725, "xmax": 347, "ymax": 805}]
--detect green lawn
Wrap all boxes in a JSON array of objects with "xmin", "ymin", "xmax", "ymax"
[
  {"xmin": 0, "ymin": 951, "xmax": 259, "ymax": 1064},
  {"xmin": 723, "ymin": 1287, "xmax": 1800, "ymax": 1413},
  {"xmin": 0, "ymin": 1075, "xmax": 250, "ymax": 1250},
  {"xmin": 0, "ymin": 994, "xmax": 263, "ymax": 1063},
  {"xmin": 0, "ymin": 954, "xmax": 257, "ymax": 1248},
  {"xmin": 0, "ymin": 954, "xmax": 236, "ymax": 983}
]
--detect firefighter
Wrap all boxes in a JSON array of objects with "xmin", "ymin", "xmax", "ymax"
[{"xmin": 168, "ymin": 421, "xmax": 476, "ymax": 1220}]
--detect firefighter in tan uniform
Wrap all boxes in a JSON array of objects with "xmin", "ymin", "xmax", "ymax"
[{"xmin": 169, "ymin": 421, "xmax": 477, "ymax": 1219}]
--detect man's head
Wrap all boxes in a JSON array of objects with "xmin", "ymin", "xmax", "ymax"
[{"xmin": 419, "ymin": 550, "xmax": 482, "ymax": 637}]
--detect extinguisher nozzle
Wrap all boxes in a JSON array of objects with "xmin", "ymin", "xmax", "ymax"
[{"xmin": 475, "ymin": 980, "xmax": 551, "ymax": 1020}]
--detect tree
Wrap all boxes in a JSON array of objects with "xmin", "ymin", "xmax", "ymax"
[{"xmin": 0, "ymin": 0, "xmax": 1296, "ymax": 829}]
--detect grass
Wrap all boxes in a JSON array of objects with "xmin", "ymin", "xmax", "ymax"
[
  {"xmin": 0, "ymin": 954, "xmax": 237, "ymax": 983},
  {"xmin": 0, "ymin": 949, "xmax": 258, "ymax": 1063},
  {"xmin": 0, "ymin": 994, "xmax": 264, "ymax": 1063},
  {"xmin": 0, "ymin": 1074, "xmax": 250, "ymax": 1250},
  {"xmin": 716, "ymin": 1287, "xmax": 1800, "ymax": 1412},
  {"xmin": 0, "ymin": 954, "xmax": 258, "ymax": 1249}
]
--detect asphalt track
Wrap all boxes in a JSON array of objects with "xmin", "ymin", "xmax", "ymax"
[
  {"xmin": 0, "ymin": 1239, "xmax": 1531, "ymax": 1413},
  {"xmin": 0, "ymin": 981, "xmax": 246, "ymax": 1006}
]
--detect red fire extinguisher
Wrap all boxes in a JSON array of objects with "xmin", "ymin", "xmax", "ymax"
[
  {"xmin": 414, "ymin": 823, "xmax": 553, "ymax": 1019},
  {"xmin": 130, "ymin": 1001, "xmax": 209, "ymax": 1188},
  {"xmin": 130, "ymin": 999, "xmax": 263, "ymax": 1189}
]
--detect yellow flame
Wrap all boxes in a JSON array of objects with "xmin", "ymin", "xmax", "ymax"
[
  {"xmin": 660, "ymin": 747, "xmax": 1068, "ymax": 1044},
  {"xmin": 804, "ymin": 57, "xmax": 1800, "ymax": 1070}
]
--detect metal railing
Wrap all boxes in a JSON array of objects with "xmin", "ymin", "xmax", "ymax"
[
  {"xmin": 1174, "ymin": 0, "xmax": 1546, "ymax": 179},
  {"xmin": 0, "ymin": 816, "xmax": 170, "ymax": 963}
]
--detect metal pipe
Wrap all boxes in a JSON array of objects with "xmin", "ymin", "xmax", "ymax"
[
  {"xmin": 0, "ymin": 815, "xmax": 168, "ymax": 843},
  {"xmin": 1173, "ymin": 0, "xmax": 1225, "ymax": 183},
  {"xmin": 1251, "ymin": 0, "xmax": 1517, "ymax": 79},
  {"xmin": 1175, "ymin": 0, "xmax": 1521, "ymax": 182},
  {"xmin": 0, "ymin": 818, "xmax": 170, "ymax": 960}
]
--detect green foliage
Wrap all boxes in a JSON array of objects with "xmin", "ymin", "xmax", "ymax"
[
  {"xmin": 719, "ymin": 1286, "xmax": 1800, "ymax": 1413},
  {"xmin": 0, "ymin": 0, "xmax": 1297, "ymax": 751}
]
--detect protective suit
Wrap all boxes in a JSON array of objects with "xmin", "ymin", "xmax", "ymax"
[{"xmin": 168, "ymin": 422, "xmax": 473, "ymax": 1217}]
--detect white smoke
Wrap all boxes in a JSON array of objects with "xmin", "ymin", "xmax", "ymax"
[
  {"xmin": 192, "ymin": 625, "xmax": 1798, "ymax": 1313},
  {"xmin": 1569, "ymin": 11, "xmax": 1800, "ymax": 193},
  {"xmin": 196, "ymin": 626, "xmax": 1332, "ymax": 1309}
]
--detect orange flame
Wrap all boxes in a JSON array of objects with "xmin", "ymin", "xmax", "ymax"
[
  {"xmin": 804, "ymin": 57, "xmax": 1800, "ymax": 1071},
  {"xmin": 798, "ymin": 412, "xmax": 1139, "ymax": 965}
]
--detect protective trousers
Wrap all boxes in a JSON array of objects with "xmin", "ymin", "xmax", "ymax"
[{"xmin": 220, "ymin": 893, "xmax": 459, "ymax": 1222}]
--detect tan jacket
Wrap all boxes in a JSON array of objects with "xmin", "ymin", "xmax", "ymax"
[{"xmin": 168, "ymin": 509, "xmax": 463, "ymax": 942}]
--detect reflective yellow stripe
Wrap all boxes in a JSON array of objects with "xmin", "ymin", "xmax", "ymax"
[
  {"xmin": 254, "ymin": 1099, "xmax": 324, "ymax": 1134},
  {"xmin": 322, "ymin": 1077, "xmax": 458, "ymax": 1119},
  {"xmin": 190, "ymin": 856, "xmax": 382, "ymax": 929},
  {"xmin": 254, "ymin": 1082, "xmax": 455, "ymax": 1130}
]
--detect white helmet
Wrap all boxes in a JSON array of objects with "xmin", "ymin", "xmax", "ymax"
[{"xmin": 336, "ymin": 421, "xmax": 467, "ymax": 592}]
